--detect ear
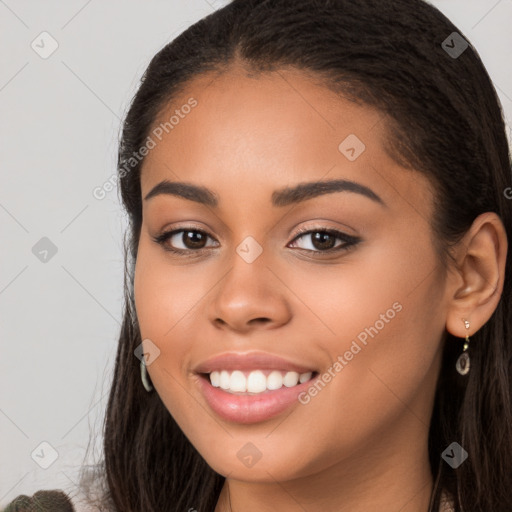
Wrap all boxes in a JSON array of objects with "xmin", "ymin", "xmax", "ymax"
[{"xmin": 445, "ymin": 212, "xmax": 508, "ymax": 338}]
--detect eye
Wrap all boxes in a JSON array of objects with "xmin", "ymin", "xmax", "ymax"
[
  {"xmin": 152, "ymin": 228, "xmax": 218, "ymax": 254},
  {"xmin": 288, "ymin": 228, "xmax": 360, "ymax": 254}
]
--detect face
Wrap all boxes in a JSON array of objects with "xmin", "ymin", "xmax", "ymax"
[{"xmin": 134, "ymin": 66, "xmax": 449, "ymax": 482}]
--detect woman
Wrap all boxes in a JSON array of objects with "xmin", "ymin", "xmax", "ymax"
[{"xmin": 5, "ymin": 0, "xmax": 511, "ymax": 510}]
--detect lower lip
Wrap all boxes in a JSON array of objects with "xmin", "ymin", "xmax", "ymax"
[{"xmin": 196, "ymin": 373, "xmax": 319, "ymax": 424}]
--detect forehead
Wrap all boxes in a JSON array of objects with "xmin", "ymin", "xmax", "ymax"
[{"xmin": 140, "ymin": 66, "xmax": 434, "ymax": 215}]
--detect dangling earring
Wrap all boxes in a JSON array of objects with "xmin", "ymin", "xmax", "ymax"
[
  {"xmin": 140, "ymin": 358, "xmax": 154, "ymax": 392},
  {"xmin": 456, "ymin": 319, "xmax": 471, "ymax": 375}
]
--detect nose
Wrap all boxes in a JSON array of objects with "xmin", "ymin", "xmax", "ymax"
[{"xmin": 208, "ymin": 250, "xmax": 292, "ymax": 334}]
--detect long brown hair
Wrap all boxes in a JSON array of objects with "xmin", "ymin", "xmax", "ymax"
[{"xmin": 83, "ymin": 1, "xmax": 512, "ymax": 510}]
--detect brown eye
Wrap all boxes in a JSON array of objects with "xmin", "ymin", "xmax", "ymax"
[
  {"xmin": 152, "ymin": 228, "xmax": 218, "ymax": 254},
  {"xmin": 310, "ymin": 231, "xmax": 337, "ymax": 250},
  {"xmin": 288, "ymin": 228, "xmax": 361, "ymax": 254},
  {"xmin": 181, "ymin": 230, "xmax": 208, "ymax": 249}
]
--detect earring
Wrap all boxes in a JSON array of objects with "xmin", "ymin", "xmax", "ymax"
[
  {"xmin": 140, "ymin": 358, "xmax": 154, "ymax": 392},
  {"xmin": 456, "ymin": 319, "xmax": 471, "ymax": 375}
]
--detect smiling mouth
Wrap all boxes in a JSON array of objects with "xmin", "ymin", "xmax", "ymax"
[{"xmin": 198, "ymin": 369, "xmax": 319, "ymax": 395}]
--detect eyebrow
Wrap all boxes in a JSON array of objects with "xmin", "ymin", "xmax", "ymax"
[{"xmin": 143, "ymin": 178, "xmax": 385, "ymax": 207}]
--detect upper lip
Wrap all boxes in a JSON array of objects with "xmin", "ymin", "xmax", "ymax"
[{"xmin": 193, "ymin": 351, "xmax": 317, "ymax": 374}]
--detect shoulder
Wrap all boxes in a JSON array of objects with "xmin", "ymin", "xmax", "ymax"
[
  {"xmin": 2, "ymin": 465, "xmax": 110, "ymax": 512},
  {"xmin": 2, "ymin": 489, "xmax": 106, "ymax": 512},
  {"xmin": 2, "ymin": 490, "xmax": 76, "ymax": 511}
]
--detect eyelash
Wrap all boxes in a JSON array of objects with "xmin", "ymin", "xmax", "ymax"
[{"xmin": 152, "ymin": 225, "xmax": 361, "ymax": 258}]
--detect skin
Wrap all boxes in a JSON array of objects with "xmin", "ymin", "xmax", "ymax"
[{"xmin": 133, "ymin": 64, "xmax": 507, "ymax": 512}]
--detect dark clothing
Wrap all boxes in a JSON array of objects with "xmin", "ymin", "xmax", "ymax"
[{"xmin": 2, "ymin": 490, "xmax": 75, "ymax": 512}]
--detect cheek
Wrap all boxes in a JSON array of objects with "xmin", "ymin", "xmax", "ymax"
[
  {"xmin": 133, "ymin": 235, "xmax": 216, "ymax": 408},
  {"xmin": 280, "ymin": 229, "xmax": 446, "ymax": 432},
  {"xmin": 283, "ymin": 223, "xmax": 443, "ymax": 357},
  {"xmin": 133, "ymin": 234, "xmax": 211, "ymax": 340}
]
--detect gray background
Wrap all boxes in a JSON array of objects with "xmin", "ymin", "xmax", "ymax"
[{"xmin": 1, "ymin": 0, "xmax": 511, "ymax": 504}]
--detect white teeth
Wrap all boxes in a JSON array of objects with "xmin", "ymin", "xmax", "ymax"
[
  {"xmin": 299, "ymin": 371, "xmax": 313, "ymax": 383},
  {"xmin": 283, "ymin": 371, "xmax": 299, "ymax": 387},
  {"xmin": 210, "ymin": 371, "xmax": 221, "ymax": 387},
  {"xmin": 229, "ymin": 370, "xmax": 246, "ymax": 392},
  {"xmin": 267, "ymin": 370, "xmax": 284, "ymax": 390},
  {"xmin": 247, "ymin": 370, "xmax": 267, "ymax": 393},
  {"xmin": 219, "ymin": 370, "xmax": 230, "ymax": 390},
  {"xmin": 208, "ymin": 369, "xmax": 314, "ymax": 394}
]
